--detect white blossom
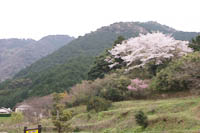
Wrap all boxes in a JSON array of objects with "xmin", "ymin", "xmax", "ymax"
[
  {"xmin": 107, "ymin": 32, "xmax": 193, "ymax": 69},
  {"xmin": 108, "ymin": 62, "xmax": 119, "ymax": 68}
]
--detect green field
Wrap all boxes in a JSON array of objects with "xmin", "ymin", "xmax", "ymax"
[
  {"xmin": 68, "ymin": 96, "xmax": 200, "ymax": 133},
  {"xmin": 1, "ymin": 96, "xmax": 200, "ymax": 133}
]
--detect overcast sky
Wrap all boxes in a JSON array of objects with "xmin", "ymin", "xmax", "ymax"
[{"xmin": 0, "ymin": 0, "xmax": 199, "ymax": 40}]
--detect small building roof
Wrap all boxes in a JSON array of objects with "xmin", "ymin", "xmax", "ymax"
[
  {"xmin": 0, "ymin": 107, "xmax": 12, "ymax": 113},
  {"xmin": 16, "ymin": 104, "xmax": 32, "ymax": 108}
]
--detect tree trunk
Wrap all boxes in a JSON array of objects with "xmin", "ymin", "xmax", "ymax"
[
  {"xmin": 56, "ymin": 110, "xmax": 59, "ymax": 120},
  {"xmin": 58, "ymin": 127, "xmax": 61, "ymax": 133}
]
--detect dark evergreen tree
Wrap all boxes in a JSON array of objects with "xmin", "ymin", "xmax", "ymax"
[
  {"xmin": 189, "ymin": 35, "xmax": 200, "ymax": 51},
  {"xmin": 113, "ymin": 36, "xmax": 125, "ymax": 46},
  {"xmin": 88, "ymin": 36, "xmax": 125, "ymax": 80}
]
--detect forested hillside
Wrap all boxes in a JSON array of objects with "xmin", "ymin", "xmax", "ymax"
[
  {"xmin": 0, "ymin": 35, "xmax": 74, "ymax": 82},
  {"xmin": 0, "ymin": 21, "xmax": 199, "ymax": 108},
  {"xmin": 14, "ymin": 22, "xmax": 199, "ymax": 78}
]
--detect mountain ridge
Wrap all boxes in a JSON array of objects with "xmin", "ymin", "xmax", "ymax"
[
  {"xmin": 0, "ymin": 35, "xmax": 74, "ymax": 82},
  {"xmin": 15, "ymin": 21, "xmax": 200, "ymax": 78}
]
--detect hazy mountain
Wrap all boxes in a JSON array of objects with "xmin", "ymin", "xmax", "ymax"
[
  {"xmin": 0, "ymin": 35, "xmax": 74, "ymax": 82},
  {"xmin": 0, "ymin": 21, "xmax": 199, "ymax": 107}
]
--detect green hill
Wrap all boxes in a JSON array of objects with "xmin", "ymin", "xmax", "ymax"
[{"xmin": 0, "ymin": 21, "xmax": 199, "ymax": 108}]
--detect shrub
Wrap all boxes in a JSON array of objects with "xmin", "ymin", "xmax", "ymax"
[
  {"xmin": 74, "ymin": 127, "xmax": 81, "ymax": 132},
  {"xmin": 98, "ymin": 75, "xmax": 131, "ymax": 101},
  {"xmin": 87, "ymin": 96, "xmax": 112, "ymax": 112},
  {"xmin": 128, "ymin": 78, "xmax": 149, "ymax": 91},
  {"xmin": 151, "ymin": 52, "xmax": 200, "ymax": 92},
  {"xmin": 66, "ymin": 74, "xmax": 131, "ymax": 107},
  {"xmin": 100, "ymin": 87, "xmax": 124, "ymax": 101},
  {"xmin": 52, "ymin": 110, "xmax": 73, "ymax": 133},
  {"xmin": 127, "ymin": 67, "xmax": 153, "ymax": 80},
  {"xmin": 60, "ymin": 110, "xmax": 72, "ymax": 121},
  {"xmin": 64, "ymin": 73, "xmax": 133, "ymax": 109},
  {"xmin": 126, "ymin": 59, "xmax": 171, "ymax": 80},
  {"xmin": 65, "ymin": 80, "xmax": 98, "ymax": 107},
  {"xmin": 189, "ymin": 35, "xmax": 200, "ymax": 51},
  {"xmin": 135, "ymin": 110, "xmax": 148, "ymax": 128},
  {"xmin": 127, "ymin": 78, "xmax": 150, "ymax": 99}
]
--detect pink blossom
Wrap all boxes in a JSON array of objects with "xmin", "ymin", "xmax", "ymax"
[
  {"xmin": 128, "ymin": 78, "xmax": 149, "ymax": 91},
  {"xmin": 131, "ymin": 79, "xmax": 143, "ymax": 84},
  {"xmin": 128, "ymin": 85, "xmax": 137, "ymax": 91},
  {"xmin": 139, "ymin": 84, "xmax": 148, "ymax": 89}
]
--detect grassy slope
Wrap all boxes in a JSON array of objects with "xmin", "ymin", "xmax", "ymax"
[
  {"xmin": 0, "ymin": 116, "xmax": 54, "ymax": 133},
  {"xmin": 1, "ymin": 96, "xmax": 200, "ymax": 132},
  {"xmin": 68, "ymin": 96, "xmax": 200, "ymax": 133}
]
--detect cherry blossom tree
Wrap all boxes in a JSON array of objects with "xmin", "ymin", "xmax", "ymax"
[{"xmin": 107, "ymin": 32, "xmax": 193, "ymax": 70}]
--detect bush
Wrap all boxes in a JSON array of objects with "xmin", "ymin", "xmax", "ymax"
[
  {"xmin": 98, "ymin": 75, "xmax": 131, "ymax": 101},
  {"xmin": 87, "ymin": 97, "xmax": 112, "ymax": 112},
  {"xmin": 60, "ymin": 110, "xmax": 72, "ymax": 121},
  {"xmin": 127, "ymin": 78, "xmax": 150, "ymax": 99},
  {"xmin": 100, "ymin": 87, "xmax": 124, "ymax": 101},
  {"xmin": 151, "ymin": 52, "xmax": 200, "ymax": 92},
  {"xmin": 66, "ymin": 74, "xmax": 131, "ymax": 107},
  {"xmin": 0, "ymin": 114, "xmax": 11, "ymax": 117},
  {"xmin": 189, "ymin": 35, "xmax": 200, "ymax": 51},
  {"xmin": 128, "ymin": 78, "xmax": 149, "ymax": 91},
  {"xmin": 135, "ymin": 110, "xmax": 148, "ymax": 128},
  {"xmin": 74, "ymin": 127, "xmax": 81, "ymax": 132},
  {"xmin": 65, "ymin": 80, "xmax": 98, "ymax": 107},
  {"xmin": 52, "ymin": 110, "xmax": 73, "ymax": 132},
  {"xmin": 126, "ymin": 59, "xmax": 171, "ymax": 80}
]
